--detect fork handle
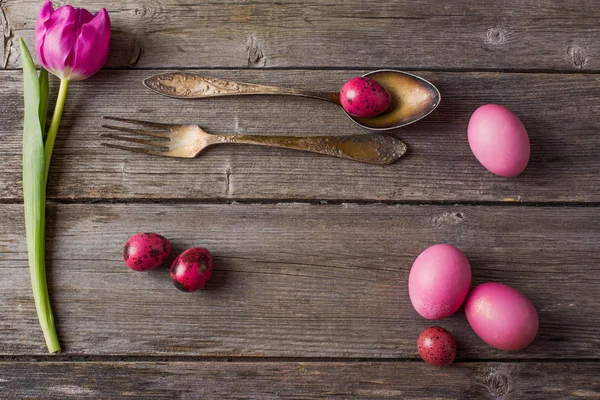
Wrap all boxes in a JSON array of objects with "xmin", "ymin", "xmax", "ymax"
[{"xmin": 210, "ymin": 134, "xmax": 407, "ymax": 165}]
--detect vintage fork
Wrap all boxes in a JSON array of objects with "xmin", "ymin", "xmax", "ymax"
[{"xmin": 101, "ymin": 117, "xmax": 407, "ymax": 165}]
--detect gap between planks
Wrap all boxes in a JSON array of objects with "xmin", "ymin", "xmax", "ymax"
[
  {"xmin": 1, "ymin": 198, "xmax": 599, "ymax": 208},
  {"xmin": 4, "ymin": 66, "xmax": 600, "ymax": 74},
  {"xmin": 0, "ymin": 355, "xmax": 599, "ymax": 363}
]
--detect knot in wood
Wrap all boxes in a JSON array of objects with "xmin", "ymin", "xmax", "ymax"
[
  {"xmin": 484, "ymin": 369, "xmax": 510, "ymax": 397},
  {"xmin": 432, "ymin": 211, "xmax": 465, "ymax": 228},
  {"xmin": 1, "ymin": 0, "xmax": 15, "ymax": 68},
  {"xmin": 129, "ymin": 37, "xmax": 143, "ymax": 67},
  {"xmin": 486, "ymin": 28, "xmax": 506, "ymax": 45},
  {"xmin": 567, "ymin": 44, "xmax": 587, "ymax": 69},
  {"xmin": 246, "ymin": 36, "xmax": 266, "ymax": 67},
  {"xmin": 134, "ymin": 4, "xmax": 156, "ymax": 18}
]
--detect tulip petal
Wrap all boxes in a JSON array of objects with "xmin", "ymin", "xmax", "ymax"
[
  {"xmin": 73, "ymin": 7, "xmax": 94, "ymax": 36},
  {"xmin": 69, "ymin": 9, "xmax": 111, "ymax": 81},
  {"xmin": 35, "ymin": 0, "xmax": 54, "ymax": 68},
  {"xmin": 40, "ymin": 5, "xmax": 78, "ymax": 79}
]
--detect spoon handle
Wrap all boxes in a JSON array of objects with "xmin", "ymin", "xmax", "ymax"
[
  {"xmin": 210, "ymin": 133, "xmax": 406, "ymax": 165},
  {"xmin": 144, "ymin": 73, "xmax": 341, "ymax": 104}
]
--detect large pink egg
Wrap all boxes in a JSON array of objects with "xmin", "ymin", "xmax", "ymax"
[
  {"xmin": 409, "ymin": 244, "xmax": 472, "ymax": 320},
  {"xmin": 465, "ymin": 282, "xmax": 538, "ymax": 351},
  {"xmin": 468, "ymin": 104, "xmax": 530, "ymax": 177}
]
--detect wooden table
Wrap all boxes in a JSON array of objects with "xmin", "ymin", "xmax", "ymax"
[{"xmin": 2, "ymin": 1, "xmax": 599, "ymax": 398}]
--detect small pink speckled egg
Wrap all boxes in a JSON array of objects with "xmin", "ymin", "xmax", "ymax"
[
  {"xmin": 465, "ymin": 282, "xmax": 538, "ymax": 351},
  {"xmin": 417, "ymin": 326, "xmax": 456, "ymax": 367},
  {"xmin": 409, "ymin": 244, "xmax": 472, "ymax": 320},
  {"xmin": 468, "ymin": 104, "xmax": 530, "ymax": 177},
  {"xmin": 340, "ymin": 76, "xmax": 391, "ymax": 118},
  {"xmin": 170, "ymin": 247, "xmax": 213, "ymax": 292},
  {"xmin": 123, "ymin": 233, "xmax": 171, "ymax": 271}
]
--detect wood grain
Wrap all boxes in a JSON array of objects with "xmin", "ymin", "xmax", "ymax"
[
  {"xmin": 1, "ymin": 361, "xmax": 598, "ymax": 399},
  {"xmin": 1, "ymin": 70, "xmax": 599, "ymax": 202},
  {"xmin": 1, "ymin": 203, "xmax": 598, "ymax": 357},
  {"xmin": 3, "ymin": 0, "xmax": 599, "ymax": 396},
  {"xmin": 3, "ymin": 0, "xmax": 600, "ymax": 71}
]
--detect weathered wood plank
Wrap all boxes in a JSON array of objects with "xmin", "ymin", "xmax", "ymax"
[
  {"xmin": 1, "ymin": 70, "xmax": 599, "ymax": 202},
  {"xmin": 1, "ymin": 203, "xmax": 598, "ymax": 357},
  {"xmin": 0, "ymin": 361, "xmax": 598, "ymax": 399},
  {"xmin": 3, "ymin": 0, "xmax": 599, "ymax": 71}
]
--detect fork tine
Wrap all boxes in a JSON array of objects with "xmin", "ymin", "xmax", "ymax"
[
  {"xmin": 101, "ymin": 124, "xmax": 172, "ymax": 139},
  {"xmin": 102, "ymin": 116, "xmax": 177, "ymax": 130},
  {"xmin": 101, "ymin": 133, "xmax": 170, "ymax": 149},
  {"xmin": 101, "ymin": 142, "xmax": 171, "ymax": 157}
]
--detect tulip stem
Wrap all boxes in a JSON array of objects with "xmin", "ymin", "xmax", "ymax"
[
  {"xmin": 44, "ymin": 78, "xmax": 69, "ymax": 183},
  {"xmin": 37, "ymin": 76, "xmax": 69, "ymax": 354}
]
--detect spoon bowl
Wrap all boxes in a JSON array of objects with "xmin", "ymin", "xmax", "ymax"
[
  {"xmin": 347, "ymin": 70, "xmax": 441, "ymax": 130},
  {"xmin": 144, "ymin": 70, "xmax": 441, "ymax": 131}
]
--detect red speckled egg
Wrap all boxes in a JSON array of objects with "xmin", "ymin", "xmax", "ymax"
[
  {"xmin": 123, "ymin": 233, "xmax": 171, "ymax": 271},
  {"xmin": 170, "ymin": 247, "xmax": 213, "ymax": 292},
  {"xmin": 340, "ymin": 76, "xmax": 391, "ymax": 118},
  {"xmin": 417, "ymin": 326, "xmax": 456, "ymax": 367}
]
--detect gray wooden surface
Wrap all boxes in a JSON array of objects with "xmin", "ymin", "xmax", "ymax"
[
  {"xmin": 4, "ymin": 0, "xmax": 600, "ymax": 71},
  {"xmin": 1, "ymin": 362, "xmax": 599, "ymax": 399},
  {"xmin": 1, "ymin": 0, "xmax": 599, "ymax": 398},
  {"xmin": 1, "ymin": 204, "xmax": 598, "ymax": 358},
  {"xmin": 2, "ymin": 70, "xmax": 600, "ymax": 202}
]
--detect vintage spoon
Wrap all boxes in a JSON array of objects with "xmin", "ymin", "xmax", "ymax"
[{"xmin": 143, "ymin": 70, "xmax": 441, "ymax": 131}]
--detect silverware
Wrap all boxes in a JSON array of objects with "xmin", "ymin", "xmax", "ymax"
[
  {"xmin": 101, "ymin": 117, "xmax": 407, "ymax": 165},
  {"xmin": 143, "ymin": 70, "xmax": 441, "ymax": 131}
]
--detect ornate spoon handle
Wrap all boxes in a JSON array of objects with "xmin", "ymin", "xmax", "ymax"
[
  {"xmin": 144, "ymin": 73, "xmax": 341, "ymax": 104},
  {"xmin": 209, "ymin": 133, "xmax": 407, "ymax": 165}
]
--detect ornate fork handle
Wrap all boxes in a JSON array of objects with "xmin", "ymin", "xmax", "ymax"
[{"xmin": 210, "ymin": 134, "xmax": 407, "ymax": 165}]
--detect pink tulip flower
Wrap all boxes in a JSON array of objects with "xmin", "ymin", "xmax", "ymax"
[
  {"xmin": 35, "ymin": 0, "xmax": 110, "ymax": 81},
  {"xmin": 20, "ymin": 1, "xmax": 111, "ymax": 353}
]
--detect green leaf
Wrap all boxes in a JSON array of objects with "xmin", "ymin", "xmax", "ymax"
[
  {"xmin": 19, "ymin": 37, "xmax": 60, "ymax": 353},
  {"xmin": 20, "ymin": 38, "xmax": 44, "ymax": 255},
  {"xmin": 39, "ymin": 68, "xmax": 49, "ymax": 138}
]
